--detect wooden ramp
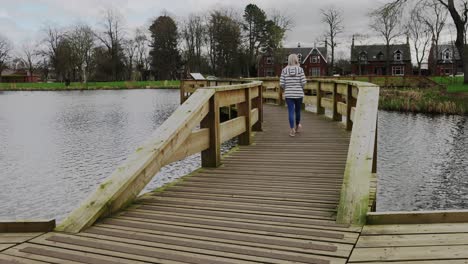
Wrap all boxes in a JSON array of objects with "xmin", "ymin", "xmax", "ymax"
[{"xmin": 0, "ymin": 105, "xmax": 360, "ymax": 264}]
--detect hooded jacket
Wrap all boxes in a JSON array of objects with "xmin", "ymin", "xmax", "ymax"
[{"xmin": 279, "ymin": 66, "xmax": 306, "ymax": 99}]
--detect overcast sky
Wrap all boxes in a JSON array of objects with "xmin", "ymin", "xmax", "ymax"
[{"xmin": 0, "ymin": 0, "xmax": 456, "ymax": 60}]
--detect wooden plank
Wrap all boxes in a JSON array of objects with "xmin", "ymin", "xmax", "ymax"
[
  {"xmin": 317, "ymin": 82, "xmax": 325, "ymax": 114},
  {"xmin": 166, "ymin": 128, "xmax": 209, "ymax": 164},
  {"xmin": 321, "ymin": 82, "xmax": 334, "ymax": 92},
  {"xmin": 337, "ymin": 83, "xmax": 347, "ymax": 95},
  {"xmin": 304, "ymin": 81, "xmax": 319, "ymax": 91},
  {"xmin": 350, "ymin": 107, "xmax": 356, "ymax": 122},
  {"xmin": 217, "ymin": 89, "xmax": 245, "ymax": 107},
  {"xmin": 337, "ymin": 102, "xmax": 346, "ymax": 116},
  {"xmin": 349, "ymin": 245, "xmax": 468, "ymax": 262},
  {"xmin": 220, "ymin": 117, "xmax": 246, "ymax": 143},
  {"xmin": 250, "ymin": 108, "xmax": 259, "ymax": 128},
  {"xmin": 321, "ymin": 98, "xmax": 333, "ymax": 110},
  {"xmin": 237, "ymin": 89, "xmax": 252, "ymax": 145},
  {"xmin": 55, "ymin": 88, "xmax": 215, "ymax": 233},
  {"xmin": 263, "ymin": 91, "xmax": 279, "ymax": 99},
  {"xmin": 0, "ymin": 244, "xmax": 14, "ymax": 251},
  {"xmin": 0, "ymin": 233, "xmax": 42, "ymax": 244},
  {"xmin": 367, "ymin": 210, "xmax": 468, "ymax": 225},
  {"xmin": 336, "ymin": 85, "xmax": 379, "ymax": 225},
  {"xmin": 362, "ymin": 223, "xmax": 468, "ymax": 235},
  {"xmin": 356, "ymin": 233, "xmax": 468, "ymax": 247},
  {"xmin": 303, "ymin": 95, "xmax": 317, "ymax": 105},
  {"xmin": 0, "ymin": 221, "xmax": 55, "ymax": 233},
  {"xmin": 0, "ymin": 254, "xmax": 49, "ymax": 264}
]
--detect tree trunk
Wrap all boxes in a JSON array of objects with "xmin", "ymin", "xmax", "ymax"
[{"xmin": 386, "ymin": 43, "xmax": 391, "ymax": 76}]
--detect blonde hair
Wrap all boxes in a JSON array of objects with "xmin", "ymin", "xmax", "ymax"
[{"xmin": 288, "ymin": 54, "xmax": 299, "ymax": 66}]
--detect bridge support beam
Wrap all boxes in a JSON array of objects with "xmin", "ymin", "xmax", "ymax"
[
  {"xmin": 201, "ymin": 94, "xmax": 221, "ymax": 167},
  {"xmin": 238, "ymin": 88, "xmax": 253, "ymax": 145}
]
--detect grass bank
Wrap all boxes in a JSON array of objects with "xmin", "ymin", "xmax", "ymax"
[
  {"xmin": 0, "ymin": 80, "xmax": 180, "ymax": 91},
  {"xmin": 379, "ymin": 88, "xmax": 467, "ymax": 115},
  {"xmin": 430, "ymin": 76, "xmax": 468, "ymax": 93}
]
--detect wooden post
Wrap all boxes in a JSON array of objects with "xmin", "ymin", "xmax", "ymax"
[
  {"xmin": 346, "ymin": 84, "xmax": 354, "ymax": 131},
  {"xmin": 252, "ymin": 85, "xmax": 263, "ymax": 132},
  {"xmin": 317, "ymin": 82, "xmax": 325, "ymax": 114},
  {"xmin": 332, "ymin": 83, "xmax": 342, "ymax": 121},
  {"xmin": 180, "ymin": 80, "xmax": 185, "ymax": 104},
  {"xmin": 201, "ymin": 94, "xmax": 221, "ymax": 167},
  {"xmin": 238, "ymin": 88, "xmax": 252, "ymax": 145},
  {"xmin": 278, "ymin": 86, "xmax": 283, "ymax": 106}
]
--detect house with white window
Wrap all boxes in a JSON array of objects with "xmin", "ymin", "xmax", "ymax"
[
  {"xmin": 428, "ymin": 42, "xmax": 463, "ymax": 76},
  {"xmin": 258, "ymin": 44, "xmax": 328, "ymax": 77},
  {"xmin": 350, "ymin": 38, "xmax": 412, "ymax": 76}
]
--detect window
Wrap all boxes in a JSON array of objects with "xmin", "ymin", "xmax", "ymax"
[
  {"xmin": 297, "ymin": 54, "xmax": 302, "ymax": 63},
  {"xmin": 266, "ymin": 57, "xmax": 273, "ymax": 64},
  {"xmin": 311, "ymin": 56, "xmax": 320, "ymax": 63},
  {"xmin": 392, "ymin": 66, "xmax": 404, "ymax": 76},
  {"xmin": 265, "ymin": 68, "xmax": 275, "ymax": 77},
  {"xmin": 310, "ymin": 67, "xmax": 321, "ymax": 77},
  {"xmin": 443, "ymin": 49, "xmax": 451, "ymax": 60},
  {"xmin": 359, "ymin": 52, "xmax": 367, "ymax": 62},
  {"xmin": 394, "ymin": 50, "xmax": 403, "ymax": 61}
]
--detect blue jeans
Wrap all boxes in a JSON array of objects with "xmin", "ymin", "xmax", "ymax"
[{"xmin": 286, "ymin": 98, "xmax": 303, "ymax": 129}]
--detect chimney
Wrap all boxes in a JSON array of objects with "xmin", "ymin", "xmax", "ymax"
[
  {"xmin": 352, "ymin": 35, "xmax": 355, "ymax": 48},
  {"xmin": 298, "ymin": 42, "xmax": 301, "ymax": 48},
  {"xmin": 406, "ymin": 34, "xmax": 409, "ymax": 45}
]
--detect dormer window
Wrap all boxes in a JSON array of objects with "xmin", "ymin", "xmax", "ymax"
[
  {"xmin": 394, "ymin": 50, "xmax": 403, "ymax": 61},
  {"xmin": 266, "ymin": 57, "xmax": 273, "ymax": 64},
  {"xmin": 359, "ymin": 52, "xmax": 367, "ymax": 62},
  {"xmin": 297, "ymin": 54, "xmax": 302, "ymax": 63},
  {"xmin": 377, "ymin": 52, "xmax": 384, "ymax": 60},
  {"xmin": 311, "ymin": 56, "xmax": 320, "ymax": 63},
  {"xmin": 443, "ymin": 49, "xmax": 452, "ymax": 60}
]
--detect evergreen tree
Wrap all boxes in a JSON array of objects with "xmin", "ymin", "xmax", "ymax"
[{"xmin": 149, "ymin": 15, "xmax": 181, "ymax": 80}]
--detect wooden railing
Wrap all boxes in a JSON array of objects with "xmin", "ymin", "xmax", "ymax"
[
  {"xmin": 257, "ymin": 78, "xmax": 380, "ymax": 225},
  {"xmin": 56, "ymin": 81, "xmax": 263, "ymax": 233}
]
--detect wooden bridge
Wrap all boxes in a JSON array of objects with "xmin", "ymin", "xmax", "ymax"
[{"xmin": 2, "ymin": 79, "xmax": 468, "ymax": 263}]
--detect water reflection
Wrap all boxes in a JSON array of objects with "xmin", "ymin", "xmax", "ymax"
[{"xmin": 377, "ymin": 111, "xmax": 468, "ymax": 211}]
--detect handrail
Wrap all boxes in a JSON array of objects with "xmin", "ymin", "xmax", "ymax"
[{"xmin": 56, "ymin": 81, "xmax": 263, "ymax": 233}]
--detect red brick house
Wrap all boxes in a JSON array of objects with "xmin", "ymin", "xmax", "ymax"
[
  {"xmin": 428, "ymin": 43, "xmax": 463, "ymax": 75},
  {"xmin": 258, "ymin": 45, "xmax": 328, "ymax": 77},
  {"xmin": 0, "ymin": 69, "xmax": 40, "ymax": 83},
  {"xmin": 351, "ymin": 40, "xmax": 412, "ymax": 76}
]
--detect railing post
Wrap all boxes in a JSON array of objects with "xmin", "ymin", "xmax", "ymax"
[
  {"xmin": 317, "ymin": 81, "xmax": 325, "ymax": 114},
  {"xmin": 180, "ymin": 80, "xmax": 185, "ymax": 104},
  {"xmin": 201, "ymin": 93, "xmax": 221, "ymax": 167},
  {"xmin": 346, "ymin": 84, "xmax": 354, "ymax": 131},
  {"xmin": 252, "ymin": 85, "xmax": 263, "ymax": 132},
  {"xmin": 238, "ymin": 88, "xmax": 252, "ymax": 145},
  {"xmin": 332, "ymin": 83, "xmax": 342, "ymax": 121},
  {"xmin": 278, "ymin": 86, "xmax": 283, "ymax": 106}
]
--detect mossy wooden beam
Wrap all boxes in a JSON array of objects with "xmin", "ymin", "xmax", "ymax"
[
  {"xmin": 336, "ymin": 85, "xmax": 379, "ymax": 226},
  {"xmin": 55, "ymin": 89, "xmax": 215, "ymax": 233}
]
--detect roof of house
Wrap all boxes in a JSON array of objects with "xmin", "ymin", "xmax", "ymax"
[
  {"xmin": 433, "ymin": 43, "xmax": 461, "ymax": 60},
  {"xmin": 351, "ymin": 44, "xmax": 411, "ymax": 62},
  {"xmin": 272, "ymin": 47, "xmax": 328, "ymax": 64}
]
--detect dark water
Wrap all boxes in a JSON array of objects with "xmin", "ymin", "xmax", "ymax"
[
  {"xmin": 0, "ymin": 91, "xmax": 466, "ymax": 221},
  {"xmin": 377, "ymin": 111, "xmax": 468, "ymax": 212},
  {"xmin": 0, "ymin": 90, "xmax": 233, "ymax": 222}
]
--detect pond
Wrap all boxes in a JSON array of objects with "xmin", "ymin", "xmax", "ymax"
[{"xmin": 0, "ymin": 90, "xmax": 467, "ymax": 221}]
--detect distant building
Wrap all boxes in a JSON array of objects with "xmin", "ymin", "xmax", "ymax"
[
  {"xmin": 0, "ymin": 69, "xmax": 40, "ymax": 83},
  {"xmin": 258, "ymin": 44, "xmax": 328, "ymax": 77},
  {"xmin": 428, "ymin": 42, "xmax": 463, "ymax": 76},
  {"xmin": 350, "ymin": 37, "xmax": 412, "ymax": 76}
]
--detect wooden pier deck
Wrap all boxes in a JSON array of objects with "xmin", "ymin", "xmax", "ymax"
[{"xmin": 0, "ymin": 105, "xmax": 359, "ymax": 264}]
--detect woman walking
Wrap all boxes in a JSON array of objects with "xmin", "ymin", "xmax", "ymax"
[{"xmin": 280, "ymin": 54, "xmax": 307, "ymax": 137}]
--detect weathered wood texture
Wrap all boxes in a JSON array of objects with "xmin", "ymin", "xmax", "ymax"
[
  {"xmin": 349, "ymin": 223, "xmax": 468, "ymax": 263},
  {"xmin": 0, "ymin": 221, "xmax": 55, "ymax": 233},
  {"xmin": 4, "ymin": 105, "xmax": 361, "ymax": 264},
  {"xmin": 56, "ymin": 81, "xmax": 263, "ymax": 233}
]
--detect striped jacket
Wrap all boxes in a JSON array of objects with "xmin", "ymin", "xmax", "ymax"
[{"xmin": 279, "ymin": 66, "xmax": 306, "ymax": 98}]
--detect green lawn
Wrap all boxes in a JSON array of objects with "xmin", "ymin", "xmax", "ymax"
[
  {"xmin": 430, "ymin": 76, "xmax": 468, "ymax": 93},
  {"xmin": 0, "ymin": 80, "xmax": 180, "ymax": 90}
]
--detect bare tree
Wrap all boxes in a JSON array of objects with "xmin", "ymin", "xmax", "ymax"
[
  {"xmin": 68, "ymin": 24, "xmax": 94, "ymax": 83},
  {"xmin": 20, "ymin": 43, "xmax": 39, "ymax": 80},
  {"xmin": 41, "ymin": 25, "xmax": 63, "ymax": 76},
  {"xmin": 95, "ymin": 8, "xmax": 126, "ymax": 81},
  {"xmin": 407, "ymin": 7, "xmax": 432, "ymax": 75},
  {"xmin": 134, "ymin": 28, "xmax": 150, "ymax": 81},
  {"xmin": 370, "ymin": 5, "xmax": 403, "ymax": 75},
  {"xmin": 0, "ymin": 34, "xmax": 12, "ymax": 82},
  {"xmin": 321, "ymin": 6, "xmax": 344, "ymax": 76},
  {"xmin": 123, "ymin": 38, "xmax": 136, "ymax": 80},
  {"xmin": 387, "ymin": 0, "xmax": 468, "ymax": 82},
  {"xmin": 182, "ymin": 14, "xmax": 206, "ymax": 73}
]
